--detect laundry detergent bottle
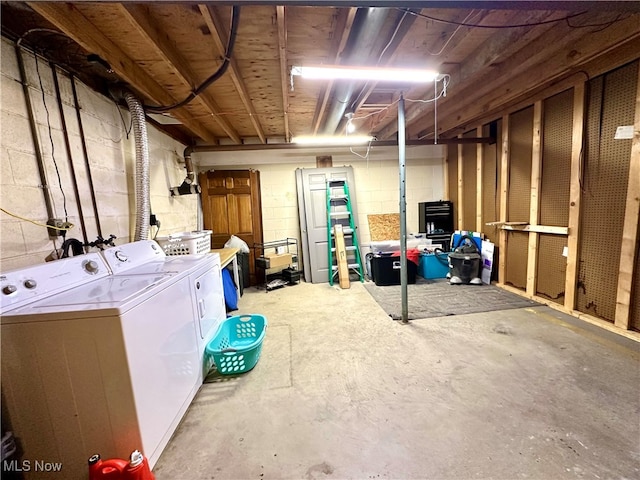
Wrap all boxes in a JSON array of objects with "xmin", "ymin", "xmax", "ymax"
[
  {"xmin": 123, "ymin": 450, "xmax": 155, "ymax": 480},
  {"xmin": 88, "ymin": 453, "xmax": 128, "ymax": 480}
]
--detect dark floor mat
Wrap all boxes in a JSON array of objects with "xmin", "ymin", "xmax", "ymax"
[{"xmin": 364, "ymin": 278, "xmax": 540, "ymax": 320}]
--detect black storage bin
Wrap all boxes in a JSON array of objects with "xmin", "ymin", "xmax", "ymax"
[
  {"xmin": 238, "ymin": 252, "xmax": 250, "ymax": 288},
  {"xmin": 370, "ymin": 254, "xmax": 417, "ymax": 286}
]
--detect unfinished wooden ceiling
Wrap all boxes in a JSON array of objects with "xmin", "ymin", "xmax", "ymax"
[{"xmin": 3, "ymin": 1, "xmax": 640, "ymax": 147}]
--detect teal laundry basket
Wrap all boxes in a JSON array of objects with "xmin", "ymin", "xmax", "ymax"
[{"xmin": 205, "ymin": 314, "xmax": 267, "ymax": 375}]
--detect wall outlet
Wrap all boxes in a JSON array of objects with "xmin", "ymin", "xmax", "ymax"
[{"xmin": 47, "ymin": 218, "xmax": 64, "ymax": 238}]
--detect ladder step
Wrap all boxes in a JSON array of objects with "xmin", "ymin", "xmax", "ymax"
[
  {"xmin": 332, "ymin": 264, "xmax": 362, "ymax": 271},
  {"xmin": 330, "ymin": 246, "xmax": 358, "ymax": 253},
  {"xmin": 330, "ymin": 195, "xmax": 348, "ymax": 200},
  {"xmin": 329, "ymin": 212, "xmax": 351, "ymax": 217},
  {"xmin": 330, "ymin": 228, "xmax": 353, "ymax": 235}
]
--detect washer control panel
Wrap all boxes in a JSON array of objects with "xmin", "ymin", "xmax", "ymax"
[{"xmin": 0, "ymin": 252, "xmax": 109, "ymax": 314}]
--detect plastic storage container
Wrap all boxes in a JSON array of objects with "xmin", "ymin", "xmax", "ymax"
[
  {"xmin": 205, "ymin": 314, "xmax": 267, "ymax": 375},
  {"xmin": 418, "ymin": 251, "xmax": 450, "ymax": 279},
  {"xmin": 370, "ymin": 254, "xmax": 417, "ymax": 286},
  {"xmin": 155, "ymin": 230, "xmax": 212, "ymax": 255}
]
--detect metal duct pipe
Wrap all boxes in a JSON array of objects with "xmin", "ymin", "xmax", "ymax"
[
  {"xmin": 123, "ymin": 91, "xmax": 150, "ymax": 241},
  {"xmin": 322, "ymin": 8, "xmax": 394, "ymax": 135},
  {"xmin": 170, "ymin": 146, "xmax": 201, "ymax": 196}
]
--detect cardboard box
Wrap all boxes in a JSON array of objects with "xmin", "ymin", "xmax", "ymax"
[{"xmin": 260, "ymin": 253, "xmax": 292, "ymax": 269}]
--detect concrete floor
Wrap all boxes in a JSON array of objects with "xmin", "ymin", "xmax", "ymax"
[{"xmin": 153, "ymin": 281, "xmax": 640, "ymax": 480}]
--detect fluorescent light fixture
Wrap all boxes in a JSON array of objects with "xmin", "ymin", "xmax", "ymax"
[
  {"xmin": 291, "ymin": 65, "xmax": 439, "ymax": 83},
  {"xmin": 292, "ymin": 135, "xmax": 374, "ymax": 146}
]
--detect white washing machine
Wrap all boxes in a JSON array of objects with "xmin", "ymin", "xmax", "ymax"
[{"xmin": 0, "ymin": 241, "xmax": 225, "ymax": 480}]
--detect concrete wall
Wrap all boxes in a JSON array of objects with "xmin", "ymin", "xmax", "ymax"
[
  {"xmin": 196, "ymin": 143, "xmax": 446, "ymax": 250},
  {"xmin": 1, "ymin": 38, "xmax": 196, "ymax": 271}
]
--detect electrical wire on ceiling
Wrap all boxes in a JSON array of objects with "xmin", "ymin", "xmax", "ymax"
[
  {"xmin": 397, "ymin": 8, "xmax": 590, "ymax": 29},
  {"xmin": 144, "ymin": 6, "xmax": 240, "ymax": 113},
  {"xmin": 425, "ymin": 10, "xmax": 481, "ymax": 56},
  {"xmin": 33, "ymin": 49, "xmax": 69, "ymax": 230}
]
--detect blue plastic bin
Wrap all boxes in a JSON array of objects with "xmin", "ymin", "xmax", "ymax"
[
  {"xmin": 419, "ymin": 252, "xmax": 450, "ymax": 279},
  {"xmin": 205, "ymin": 314, "xmax": 267, "ymax": 375}
]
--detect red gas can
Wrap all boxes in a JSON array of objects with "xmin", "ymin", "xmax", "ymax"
[{"xmin": 88, "ymin": 450, "xmax": 155, "ymax": 480}]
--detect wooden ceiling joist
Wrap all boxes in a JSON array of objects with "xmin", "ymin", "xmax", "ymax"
[
  {"xmin": 27, "ymin": 2, "xmax": 217, "ymax": 143},
  {"xmin": 276, "ymin": 5, "xmax": 291, "ymax": 143},
  {"xmin": 119, "ymin": 4, "xmax": 242, "ymax": 144},
  {"xmin": 198, "ymin": 4, "xmax": 266, "ymax": 144}
]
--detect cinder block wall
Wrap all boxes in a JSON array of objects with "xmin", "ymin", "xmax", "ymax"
[
  {"xmin": 197, "ymin": 144, "xmax": 445, "ymax": 249},
  {"xmin": 1, "ymin": 38, "xmax": 197, "ymax": 271}
]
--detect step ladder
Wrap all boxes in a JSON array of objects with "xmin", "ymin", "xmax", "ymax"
[{"xmin": 326, "ymin": 179, "xmax": 364, "ymax": 287}]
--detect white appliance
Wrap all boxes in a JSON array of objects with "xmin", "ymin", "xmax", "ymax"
[{"xmin": 0, "ymin": 241, "xmax": 225, "ymax": 480}]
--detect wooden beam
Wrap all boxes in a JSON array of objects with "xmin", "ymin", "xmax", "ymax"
[
  {"xmin": 118, "ymin": 4, "xmax": 235, "ymax": 144},
  {"xmin": 443, "ymin": 144, "xmax": 449, "ymax": 201},
  {"xmin": 334, "ymin": 224, "xmax": 350, "ymax": 289},
  {"xmin": 198, "ymin": 4, "xmax": 261, "ymax": 143},
  {"xmin": 564, "ymin": 83, "xmax": 586, "ymax": 312},
  {"xmin": 476, "ymin": 126, "xmax": 483, "ymax": 233},
  {"xmin": 501, "ymin": 224, "xmax": 568, "ymax": 235},
  {"xmin": 311, "ymin": 7, "xmax": 357, "ymax": 135},
  {"xmin": 375, "ymin": 10, "xmax": 561, "ymax": 140},
  {"xmin": 28, "ymin": 2, "xmax": 217, "ymax": 142},
  {"xmin": 385, "ymin": 13, "xmax": 640, "ymax": 141},
  {"xmin": 276, "ymin": 6, "xmax": 291, "ymax": 143},
  {"xmin": 498, "ymin": 115, "xmax": 510, "ymax": 285},
  {"xmin": 614, "ymin": 66, "xmax": 640, "ymax": 330},
  {"xmin": 457, "ymin": 136, "xmax": 464, "ymax": 229},
  {"xmin": 526, "ymin": 101, "xmax": 543, "ymax": 296}
]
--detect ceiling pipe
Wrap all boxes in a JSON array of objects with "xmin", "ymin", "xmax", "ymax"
[
  {"xmin": 321, "ymin": 7, "xmax": 394, "ymax": 135},
  {"xmin": 170, "ymin": 146, "xmax": 201, "ymax": 196}
]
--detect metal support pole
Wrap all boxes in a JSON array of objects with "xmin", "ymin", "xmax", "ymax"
[{"xmin": 398, "ymin": 94, "xmax": 408, "ymax": 323}]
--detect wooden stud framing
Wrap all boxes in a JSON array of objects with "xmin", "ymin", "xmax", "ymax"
[
  {"xmin": 276, "ymin": 6, "xmax": 291, "ymax": 143},
  {"xmin": 498, "ymin": 115, "xmax": 510, "ymax": 285},
  {"xmin": 614, "ymin": 66, "xmax": 640, "ymax": 330},
  {"xmin": 527, "ymin": 101, "xmax": 543, "ymax": 295},
  {"xmin": 457, "ymin": 136, "xmax": 464, "ymax": 229},
  {"xmin": 564, "ymin": 83, "xmax": 586, "ymax": 312},
  {"xmin": 198, "ymin": 4, "xmax": 261, "ymax": 143},
  {"xmin": 476, "ymin": 126, "xmax": 484, "ymax": 232},
  {"xmin": 443, "ymin": 145, "xmax": 449, "ymax": 201}
]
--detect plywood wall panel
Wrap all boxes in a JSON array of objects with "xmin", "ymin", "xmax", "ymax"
[
  {"xmin": 577, "ymin": 61, "xmax": 638, "ymax": 323},
  {"xmin": 536, "ymin": 234, "xmax": 567, "ymax": 304},
  {"xmin": 540, "ymin": 89, "xmax": 573, "ymax": 227},
  {"xmin": 505, "ymin": 231, "xmax": 528, "ymax": 290},
  {"xmin": 507, "ymin": 106, "xmax": 533, "ymax": 223},
  {"xmin": 462, "ymin": 130, "xmax": 477, "ymax": 231},
  {"xmin": 482, "ymin": 122, "xmax": 500, "ymax": 242}
]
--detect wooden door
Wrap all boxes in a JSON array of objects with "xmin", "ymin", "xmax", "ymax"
[{"xmin": 199, "ymin": 169, "xmax": 263, "ymax": 286}]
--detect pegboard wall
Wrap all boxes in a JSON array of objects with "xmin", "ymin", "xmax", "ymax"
[
  {"xmin": 536, "ymin": 234, "xmax": 567, "ymax": 304},
  {"xmin": 447, "ymin": 144, "xmax": 458, "ymax": 230},
  {"xmin": 505, "ymin": 231, "xmax": 528, "ymax": 290},
  {"xmin": 462, "ymin": 130, "xmax": 478, "ymax": 230},
  {"xmin": 482, "ymin": 122, "xmax": 500, "ymax": 242},
  {"xmin": 507, "ymin": 106, "xmax": 533, "ymax": 223},
  {"xmin": 577, "ymin": 61, "xmax": 638, "ymax": 323},
  {"xmin": 540, "ymin": 89, "xmax": 573, "ymax": 227}
]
